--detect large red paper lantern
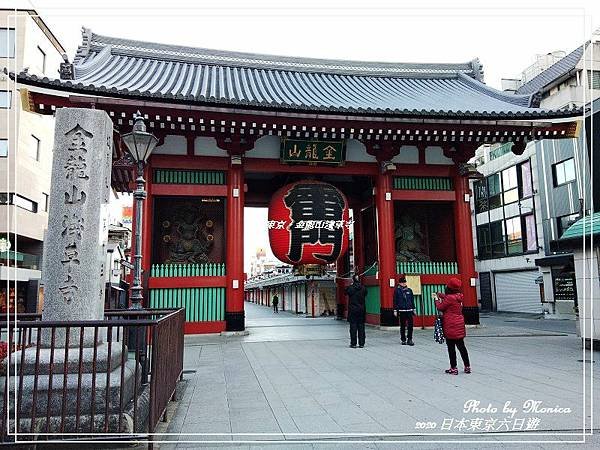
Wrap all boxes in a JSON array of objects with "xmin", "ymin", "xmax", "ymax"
[{"xmin": 268, "ymin": 181, "xmax": 350, "ymax": 266}]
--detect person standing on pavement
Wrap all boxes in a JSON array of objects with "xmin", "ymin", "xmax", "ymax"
[
  {"xmin": 393, "ymin": 274, "xmax": 415, "ymax": 346},
  {"xmin": 272, "ymin": 293, "xmax": 279, "ymax": 313},
  {"xmin": 434, "ymin": 277, "xmax": 471, "ymax": 375},
  {"xmin": 346, "ymin": 274, "xmax": 367, "ymax": 348}
]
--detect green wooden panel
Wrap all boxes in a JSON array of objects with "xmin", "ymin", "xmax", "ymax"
[
  {"xmin": 392, "ymin": 176, "xmax": 454, "ymax": 191},
  {"xmin": 413, "ymin": 284, "xmax": 445, "ymax": 316},
  {"xmin": 153, "ymin": 169, "xmax": 226, "ymax": 185},
  {"xmin": 396, "ymin": 261, "xmax": 458, "ymax": 275},
  {"xmin": 365, "ymin": 286, "xmax": 380, "ymax": 315},
  {"xmin": 149, "ymin": 287, "xmax": 225, "ymax": 322},
  {"xmin": 151, "ymin": 263, "xmax": 226, "ymax": 277}
]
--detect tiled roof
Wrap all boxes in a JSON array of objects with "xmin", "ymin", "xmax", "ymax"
[
  {"xmin": 515, "ymin": 44, "xmax": 586, "ymax": 95},
  {"xmin": 15, "ymin": 29, "xmax": 582, "ymax": 119},
  {"xmin": 560, "ymin": 212, "xmax": 600, "ymax": 240}
]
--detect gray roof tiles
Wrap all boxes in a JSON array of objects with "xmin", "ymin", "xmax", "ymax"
[
  {"xmin": 15, "ymin": 29, "xmax": 582, "ymax": 119},
  {"xmin": 515, "ymin": 44, "xmax": 586, "ymax": 95}
]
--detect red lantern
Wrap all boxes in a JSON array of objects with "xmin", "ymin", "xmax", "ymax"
[{"xmin": 268, "ymin": 181, "xmax": 350, "ymax": 266}]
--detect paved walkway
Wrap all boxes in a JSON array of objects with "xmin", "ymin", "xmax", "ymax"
[{"xmin": 159, "ymin": 302, "xmax": 599, "ymax": 449}]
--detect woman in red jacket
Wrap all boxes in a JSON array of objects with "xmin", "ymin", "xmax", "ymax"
[{"xmin": 434, "ymin": 278, "xmax": 471, "ymax": 375}]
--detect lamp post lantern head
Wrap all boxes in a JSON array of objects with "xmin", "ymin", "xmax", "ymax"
[{"xmin": 121, "ymin": 111, "xmax": 159, "ymax": 165}]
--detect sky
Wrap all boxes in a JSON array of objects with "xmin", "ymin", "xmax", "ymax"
[{"xmin": 7, "ymin": 0, "xmax": 600, "ymax": 271}]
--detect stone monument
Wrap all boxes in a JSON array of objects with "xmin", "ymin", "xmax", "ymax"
[
  {"xmin": 41, "ymin": 108, "xmax": 112, "ymax": 346},
  {"xmin": 3, "ymin": 108, "xmax": 141, "ymax": 435}
]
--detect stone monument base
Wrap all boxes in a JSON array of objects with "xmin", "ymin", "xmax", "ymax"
[{"xmin": 1, "ymin": 344, "xmax": 147, "ymax": 435}]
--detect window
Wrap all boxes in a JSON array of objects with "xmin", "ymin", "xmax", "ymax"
[
  {"xmin": 490, "ymin": 221, "xmax": 505, "ymax": 257},
  {"xmin": 505, "ymin": 216, "xmax": 523, "ymax": 254},
  {"xmin": 487, "ymin": 173, "xmax": 502, "ymax": 210},
  {"xmin": 43, "ymin": 193, "xmax": 49, "ymax": 212},
  {"xmin": 37, "ymin": 46, "xmax": 46, "ymax": 74},
  {"xmin": 523, "ymin": 214, "xmax": 537, "ymax": 252},
  {"xmin": 502, "ymin": 166, "xmax": 519, "ymax": 205},
  {"xmin": 0, "ymin": 91, "xmax": 11, "ymax": 108},
  {"xmin": 0, "ymin": 193, "xmax": 38, "ymax": 212},
  {"xmin": 0, "ymin": 140, "xmax": 7, "ymax": 157},
  {"xmin": 557, "ymin": 213, "xmax": 579, "ymax": 238},
  {"xmin": 0, "ymin": 29, "xmax": 15, "ymax": 58},
  {"xmin": 588, "ymin": 70, "xmax": 600, "ymax": 90},
  {"xmin": 30, "ymin": 135, "xmax": 40, "ymax": 161},
  {"xmin": 476, "ymin": 214, "xmax": 537, "ymax": 259},
  {"xmin": 552, "ymin": 158, "xmax": 576, "ymax": 186},
  {"xmin": 477, "ymin": 225, "xmax": 491, "ymax": 259},
  {"xmin": 519, "ymin": 160, "xmax": 533, "ymax": 198},
  {"xmin": 477, "ymin": 221, "xmax": 505, "ymax": 258},
  {"xmin": 475, "ymin": 160, "xmax": 533, "ymax": 214}
]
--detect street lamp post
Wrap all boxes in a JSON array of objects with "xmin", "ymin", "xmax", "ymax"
[{"xmin": 121, "ymin": 112, "xmax": 159, "ymax": 310}]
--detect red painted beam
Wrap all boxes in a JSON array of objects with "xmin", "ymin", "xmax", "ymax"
[
  {"xmin": 366, "ymin": 313, "xmax": 380, "ymax": 325},
  {"xmin": 184, "ymin": 321, "xmax": 226, "ymax": 334},
  {"xmin": 363, "ymin": 275, "xmax": 378, "ymax": 286},
  {"xmin": 392, "ymin": 190, "xmax": 455, "ymax": 202},
  {"xmin": 152, "ymin": 184, "xmax": 228, "ymax": 197},
  {"xmin": 414, "ymin": 315, "xmax": 437, "ymax": 328},
  {"xmin": 244, "ymin": 158, "xmax": 379, "ymax": 176},
  {"xmin": 419, "ymin": 274, "xmax": 461, "ymax": 285},
  {"xmin": 148, "ymin": 276, "xmax": 227, "ymax": 289}
]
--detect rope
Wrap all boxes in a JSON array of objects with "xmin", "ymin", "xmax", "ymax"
[{"xmin": 334, "ymin": 261, "xmax": 378, "ymax": 281}]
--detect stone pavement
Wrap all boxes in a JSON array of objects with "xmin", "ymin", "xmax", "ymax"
[{"xmin": 157, "ymin": 302, "xmax": 599, "ymax": 449}]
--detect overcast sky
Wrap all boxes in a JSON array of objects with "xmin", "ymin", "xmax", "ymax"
[{"xmin": 8, "ymin": 0, "xmax": 600, "ymax": 271}]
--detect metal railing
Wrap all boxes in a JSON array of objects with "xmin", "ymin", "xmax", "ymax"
[{"xmin": 0, "ymin": 308, "xmax": 184, "ymax": 444}]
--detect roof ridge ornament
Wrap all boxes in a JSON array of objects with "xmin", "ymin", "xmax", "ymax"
[
  {"xmin": 470, "ymin": 58, "xmax": 484, "ymax": 82},
  {"xmin": 59, "ymin": 53, "xmax": 74, "ymax": 80},
  {"xmin": 74, "ymin": 27, "xmax": 93, "ymax": 65}
]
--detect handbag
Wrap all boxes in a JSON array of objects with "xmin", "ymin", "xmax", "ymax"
[{"xmin": 434, "ymin": 315, "xmax": 445, "ymax": 344}]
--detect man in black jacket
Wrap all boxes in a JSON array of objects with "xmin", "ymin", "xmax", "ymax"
[
  {"xmin": 346, "ymin": 274, "xmax": 367, "ymax": 348},
  {"xmin": 393, "ymin": 274, "xmax": 415, "ymax": 346}
]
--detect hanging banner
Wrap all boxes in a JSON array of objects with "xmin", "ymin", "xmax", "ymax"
[{"xmin": 281, "ymin": 139, "xmax": 345, "ymax": 165}]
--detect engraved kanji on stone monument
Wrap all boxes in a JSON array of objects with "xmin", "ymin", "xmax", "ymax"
[{"xmin": 42, "ymin": 108, "xmax": 113, "ymax": 346}]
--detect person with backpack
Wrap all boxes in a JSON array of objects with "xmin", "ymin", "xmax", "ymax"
[
  {"xmin": 345, "ymin": 274, "xmax": 367, "ymax": 348},
  {"xmin": 434, "ymin": 277, "xmax": 471, "ymax": 375},
  {"xmin": 272, "ymin": 293, "xmax": 279, "ymax": 313},
  {"xmin": 393, "ymin": 274, "xmax": 415, "ymax": 346}
]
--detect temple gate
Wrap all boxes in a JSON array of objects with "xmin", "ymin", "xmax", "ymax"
[{"xmin": 15, "ymin": 29, "xmax": 580, "ymax": 332}]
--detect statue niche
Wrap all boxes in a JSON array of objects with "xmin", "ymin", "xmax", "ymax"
[
  {"xmin": 395, "ymin": 213, "xmax": 430, "ymax": 262},
  {"xmin": 162, "ymin": 203, "xmax": 214, "ymax": 263}
]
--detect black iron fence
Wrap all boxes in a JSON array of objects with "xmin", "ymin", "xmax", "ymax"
[{"xmin": 0, "ymin": 308, "xmax": 184, "ymax": 444}]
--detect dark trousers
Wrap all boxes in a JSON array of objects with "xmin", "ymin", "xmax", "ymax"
[
  {"xmin": 446, "ymin": 338, "xmax": 470, "ymax": 368},
  {"xmin": 273, "ymin": 304, "xmax": 278, "ymax": 312},
  {"xmin": 399, "ymin": 311, "xmax": 413, "ymax": 342},
  {"xmin": 349, "ymin": 320, "xmax": 365, "ymax": 347}
]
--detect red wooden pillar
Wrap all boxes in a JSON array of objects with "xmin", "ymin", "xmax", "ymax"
[
  {"xmin": 225, "ymin": 163, "xmax": 245, "ymax": 330},
  {"xmin": 375, "ymin": 168, "xmax": 397, "ymax": 326},
  {"xmin": 453, "ymin": 175, "xmax": 479, "ymax": 324}
]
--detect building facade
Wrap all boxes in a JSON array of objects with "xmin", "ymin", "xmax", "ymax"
[
  {"xmin": 472, "ymin": 36, "xmax": 599, "ymax": 317},
  {"xmin": 0, "ymin": 9, "xmax": 64, "ymax": 313}
]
